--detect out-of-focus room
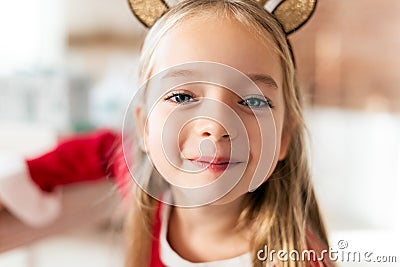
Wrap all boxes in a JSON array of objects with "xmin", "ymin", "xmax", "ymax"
[{"xmin": 0, "ymin": 0, "xmax": 399, "ymax": 266}]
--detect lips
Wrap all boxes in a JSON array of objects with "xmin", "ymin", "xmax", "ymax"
[{"xmin": 189, "ymin": 156, "xmax": 241, "ymax": 173}]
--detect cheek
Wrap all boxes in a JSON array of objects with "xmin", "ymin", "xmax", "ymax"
[
  {"xmin": 243, "ymin": 113, "xmax": 277, "ymax": 160},
  {"xmin": 242, "ymin": 108, "xmax": 285, "ymax": 184},
  {"xmin": 145, "ymin": 108, "xmax": 167, "ymax": 154},
  {"xmin": 145, "ymin": 106, "xmax": 185, "ymax": 168},
  {"xmin": 145, "ymin": 112, "xmax": 176, "ymax": 180},
  {"xmin": 177, "ymin": 126, "xmax": 192, "ymax": 156},
  {"xmin": 247, "ymin": 127, "xmax": 262, "ymax": 159}
]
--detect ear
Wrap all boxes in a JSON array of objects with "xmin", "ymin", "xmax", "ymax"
[
  {"xmin": 134, "ymin": 106, "xmax": 149, "ymax": 153},
  {"xmin": 128, "ymin": 0, "xmax": 169, "ymax": 28},
  {"xmin": 278, "ymin": 122, "xmax": 293, "ymax": 160},
  {"xmin": 271, "ymin": 0, "xmax": 318, "ymax": 35}
]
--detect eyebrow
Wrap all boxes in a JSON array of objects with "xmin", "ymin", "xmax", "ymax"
[
  {"xmin": 162, "ymin": 69, "xmax": 194, "ymax": 79},
  {"xmin": 162, "ymin": 69, "xmax": 278, "ymax": 89},
  {"xmin": 246, "ymin": 74, "xmax": 278, "ymax": 89}
]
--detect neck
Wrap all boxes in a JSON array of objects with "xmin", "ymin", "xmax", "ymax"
[
  {"xmin": 167, "ymin": 194, "xmax": 251, "ymax": 262},
  {"xmin": 174, "ymin": 195, "xmax": 245, "ymax": 236}
]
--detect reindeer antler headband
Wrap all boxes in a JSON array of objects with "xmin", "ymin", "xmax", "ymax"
[{"xmin": 127, "ymin": 0, "xmax": 317, "ymax": 35}]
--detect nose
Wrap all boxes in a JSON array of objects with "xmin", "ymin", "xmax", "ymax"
[{"xmin": 196, "ymin": 118, "xmax": 237, "ymax": 141}]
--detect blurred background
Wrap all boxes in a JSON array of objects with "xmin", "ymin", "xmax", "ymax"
[{"xmin": 0, "ymin": 0, "xmax": 399, "ymax": 266}]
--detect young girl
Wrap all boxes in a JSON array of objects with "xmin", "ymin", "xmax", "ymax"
[
  {"xmin": 123, "ymin": 0, "xmax": 334, "ymax": 266},
  {"xmin": 0, "ymin": 0, "xmax": 332, "ymax": 266}
]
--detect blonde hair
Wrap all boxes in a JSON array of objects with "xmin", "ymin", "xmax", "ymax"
[{"xmin": 125, "ymin": 1, "xmax": 334, "ymax": 266}]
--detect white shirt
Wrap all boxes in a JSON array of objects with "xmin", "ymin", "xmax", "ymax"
[{"xmin": 159, "ymin": 196, "xmax": 252, "ymax": 267}]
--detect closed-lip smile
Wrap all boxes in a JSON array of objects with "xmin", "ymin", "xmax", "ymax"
[{"xmin": 188, "ymin": 156, "xmax": 242, "ymax": 172}]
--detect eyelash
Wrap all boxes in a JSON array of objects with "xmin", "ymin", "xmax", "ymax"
[
  {"xmin": 164, "ymin": 90, "xmax": 197, "ymax": 104},
  {"xmin": 239, "ymin": 96, "xmax": 274, "ymax": 109},
  {"xmin": 163, "ymin": 90, "xmax": 274, "ymax": 109}
]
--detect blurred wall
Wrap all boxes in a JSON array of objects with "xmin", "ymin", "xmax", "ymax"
[
  {"xmin": 67, "ymin": 0, "xmax": 144, "ymax": 37},
  {"xmin": 291, "ymin": 0, "xmax": 400, "ymax": 113}
]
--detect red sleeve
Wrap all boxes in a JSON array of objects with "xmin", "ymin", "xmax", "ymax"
[
  {"xmin": 306, "ymin": 229, "xmax": 330, "ymax": 267},
  {"xmin": 26, "ymin": 129, "xmax": 119, "ymax": 192}
]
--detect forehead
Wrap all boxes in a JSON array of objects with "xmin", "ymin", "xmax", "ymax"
[{"xmin": 152, "ymin": 16, "xmax": 283, "ymax": 89}]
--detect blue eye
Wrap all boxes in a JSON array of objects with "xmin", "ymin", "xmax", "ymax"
[
  {"xmin": 165, "ymin": 92, "xmax": 196, "ymax": 104},
  {"xmin": 240, "ymin": 96, "xmax": 272, "ymax": 109}
]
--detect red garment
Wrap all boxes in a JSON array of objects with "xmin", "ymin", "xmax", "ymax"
[
  {"xmin": 149, "ymin": 201, "xmax": 166, "ymax": 267},
  {"xmin": 26, "ymin": 129, "xmax": 126, "ymax": 193}
]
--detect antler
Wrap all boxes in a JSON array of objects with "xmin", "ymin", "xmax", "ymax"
[
  {"xmin": 127, "ymin": 0, "xmax": 168, "ymax": 28},
  {"xmin": 127, "ymin": 0, "xmax": 317, "ymax": 35},
  {"xmin": 272, "ymin": 0, "xmax": 317, "ymax": 34}
]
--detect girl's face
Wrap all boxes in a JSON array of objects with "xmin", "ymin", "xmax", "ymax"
[{"xmin": 139, "ymin": 16, "xmax": 290, "ymax": 204}]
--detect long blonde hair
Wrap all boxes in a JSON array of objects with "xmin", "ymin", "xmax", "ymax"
[{"xmin": 125, "ymin": 1, "xmax": 333, "ymax": 266}]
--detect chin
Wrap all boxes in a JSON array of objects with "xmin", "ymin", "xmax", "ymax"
[
  {"xmin": 209, "ymin": 182, "xmax": 249, "ymax": 206},
  {"xmin": 164, "ymin": 173, "xmax": 220, "ymax": 188}
]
